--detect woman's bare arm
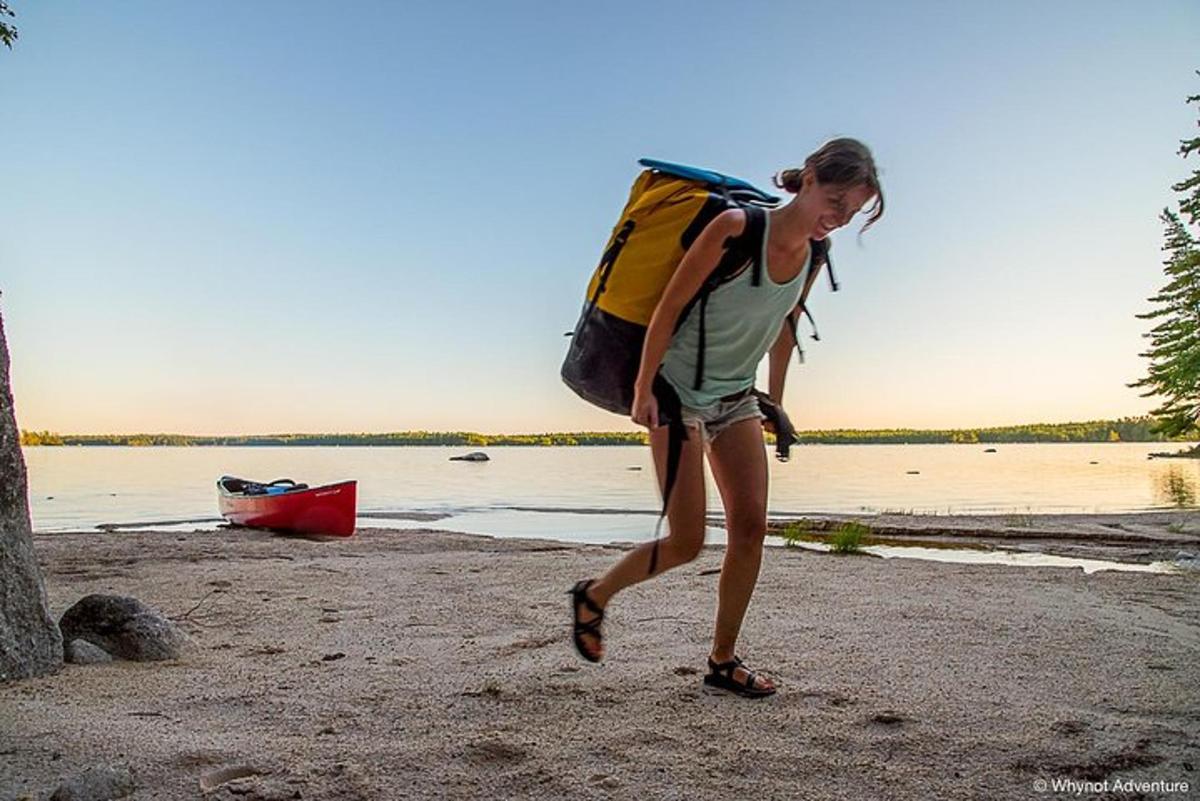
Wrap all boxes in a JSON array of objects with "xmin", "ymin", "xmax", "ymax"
[
  {"xmin": 630, "ymin": 208, "xmax": 746, "ymax": 425},
  {"xmin": 766, "ymin": 262, "xmax": 821, "ymax": 405},
  {"xmin": 766, "ymin": 310, "xmax": 798, "ymax": 404}
]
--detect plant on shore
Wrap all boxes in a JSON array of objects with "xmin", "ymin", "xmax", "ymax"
[
  {"xmin": 1131, "ymin": 78, "xmax": 1200, "ymax": 443},
  {"xmin": 830, "ymin": 522, "xmax": 869, "ymax": 554},
  {"xmin": 780, "ymin": 521, "xmax": 812, "ymax": 548},
  {"xmin": 1003, "ymin": 513, "xmax": 1035, "ymax": 528}
]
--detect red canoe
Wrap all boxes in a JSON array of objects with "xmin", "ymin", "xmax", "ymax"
[{"xmin": 217, "ymin": 476, "xmax": 357, "ymax": 537}]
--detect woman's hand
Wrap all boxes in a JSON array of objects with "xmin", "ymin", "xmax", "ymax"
[{"xmin": 631, "ymin": 384, "xmax": 660, "ymax": 429}]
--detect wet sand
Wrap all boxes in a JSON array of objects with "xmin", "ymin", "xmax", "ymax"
[{"xmin": 2, "ymin": 521, "xmax": 1198, "ymax": 800}]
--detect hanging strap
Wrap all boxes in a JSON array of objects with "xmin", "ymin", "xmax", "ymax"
[
  {"xmin": 692, "ymin": 292, "xmax": 709, "ymax": 391},
  {"xmin": 647, "ymin": 375, "xmax": 686, "ymax": 576},
  {"xmin": 785, "ymin": 302, "xmax": 824, "ymax": 366},
  {"xmin": 817, "ymin": 241, "xmax": 839, "ymax": 292}
]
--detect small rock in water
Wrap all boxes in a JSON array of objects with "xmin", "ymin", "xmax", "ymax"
[
  {"xmin": 449, "ymin": 451, "xmax": 490, "ymax": 462},
  {"xmin": 58, "ymin": 594, "xmax": 190, "ymax": 662},
  {"xmin": 49, "ymin": 764, "xmax": 136, "ymax": 801},
  {"xmin": 64, "ymin": 639, "xmax": 113, "ymax": 665}
]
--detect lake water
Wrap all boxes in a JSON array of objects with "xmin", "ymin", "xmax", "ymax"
[{"xmin": 23, "ymin": 443, "xmax": 1200, "ymax": 536}]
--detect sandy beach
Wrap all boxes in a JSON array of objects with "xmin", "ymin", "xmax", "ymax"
[{"xmin": 2, "ymin": 520, "xmax": 1198, "ymax": 800}]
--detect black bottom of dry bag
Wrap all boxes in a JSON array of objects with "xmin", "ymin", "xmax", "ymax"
[{"xmin": 561, "ymin": 305, "xmax": 646, "ymax": 416}]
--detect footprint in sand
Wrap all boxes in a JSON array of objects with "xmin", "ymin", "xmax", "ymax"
[
  {"xmin": 199, "ymin": 765, "xmax": 261, "ymax": 792},
  {"xmin": 589, "ymin": 773, "xmax": 622, "ymax": 789},
  {"xmin": 1050, "ymin": 719, "xmax": 1090, "ymax": 737},
  {"xmin": 464, "ymin": 736, "xmax": 527, "ymax": 765}
]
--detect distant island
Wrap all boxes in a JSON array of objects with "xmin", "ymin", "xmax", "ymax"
[{"xmin": 17, "ymin": 417, "xmax": 1194, "ymax": 447}]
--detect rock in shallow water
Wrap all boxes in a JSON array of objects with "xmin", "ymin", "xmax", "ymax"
[
  {"xmin": 449, "ymin": 451, "xmax": 490, "ymax": 462},
  {"xmin": 58, "ymin": 595, "xmax": 189, "ymax": 662}
]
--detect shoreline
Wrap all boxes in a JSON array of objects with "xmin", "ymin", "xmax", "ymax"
[
  {"xmin": 43, "ymin": 509, "xmax": 1200, "ymax": 566},
  {"xmin": 2, "ymin": 523, "xmax": 1197, "ymax": 799}
]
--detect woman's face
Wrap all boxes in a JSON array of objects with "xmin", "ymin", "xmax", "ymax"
[{"xmin": 811, "ymin": 182, "xmax": 876, "ymax": 240}]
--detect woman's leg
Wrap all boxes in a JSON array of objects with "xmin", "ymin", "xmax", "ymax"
[
  {"xmin": 573, "ymin": 422, "xmax": 708, "ymax": 660},
  {"xmin": 705, "ymin": 416, "xmax": 774, "ymax": 691}
]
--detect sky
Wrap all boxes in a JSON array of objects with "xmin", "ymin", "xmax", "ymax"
[{"xmin": 1, "ymin": 1, "xmax": 1198, "ymax": 435}]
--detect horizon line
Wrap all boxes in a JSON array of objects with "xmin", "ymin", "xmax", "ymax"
[{"xmin": 17, "ymin": 415, "xmax": 1168, "ymax": 439}]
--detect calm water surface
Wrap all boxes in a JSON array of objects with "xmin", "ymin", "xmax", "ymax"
[{"xmin": 23, "ymin": 443, "xmax": 1200, "ymax": 534}]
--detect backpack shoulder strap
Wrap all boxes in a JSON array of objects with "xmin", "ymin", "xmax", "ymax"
[
  {"xmin": 682, "ymin": 206, "xmax": 771, "ymax": 391},
  {"xmin": 702, "ymin": 204, "xmax": 767, "ymax": 289},
  {"xmin": 742, "ymin": 205, "xmax": 768, "ymax": 287}
]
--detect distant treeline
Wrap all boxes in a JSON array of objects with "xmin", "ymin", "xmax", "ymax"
[
  {"xmin": 790, "ymin": 418, "xmax": 1173, "ymax": 444},
  {"xmin": 18, "ymin": 418, "xmax": 1187, "ymax": 447},
  {"xmin": 17, "ymin": 430, "xmax": 647, "ymax": 447}
]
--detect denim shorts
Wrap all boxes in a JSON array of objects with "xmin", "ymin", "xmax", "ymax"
[{"xmin": 680, "ymin": 392, "xmax": 765, "ymax": 443}]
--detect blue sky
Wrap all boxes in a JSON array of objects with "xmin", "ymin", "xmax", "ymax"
[{"xmin": 2, "ymin": 1, "xmax": 1197, "ymax": 434}]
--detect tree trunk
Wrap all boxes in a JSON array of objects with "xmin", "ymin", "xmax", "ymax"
[{"xmin": 0, "ymin": 303, "xmax": 62, "ymax": 680}]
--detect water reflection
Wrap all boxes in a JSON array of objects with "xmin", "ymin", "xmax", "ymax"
[{"xmin": 1154, "ymin": 465, "xmax": 1198, "ymax": 508}]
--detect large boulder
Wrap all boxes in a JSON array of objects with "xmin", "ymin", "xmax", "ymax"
[
  {"xmin": 58, "ymin": 594, "xmax": 188, "ymax": 661},
  {"xmin": 0, "ymin": 302, "xmax": 63, "ymax": 681}
]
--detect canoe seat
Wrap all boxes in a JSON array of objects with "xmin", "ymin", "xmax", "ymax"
[{"xmin": 219, "ymin": 476, "xmax": 309, "ymax": 496}]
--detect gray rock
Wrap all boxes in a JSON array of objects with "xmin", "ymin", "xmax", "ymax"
[
  {"xmin": 64, "ymin": 639, "xmax": 113, "ymax": 665},
  {"xmin": 59, "ymin": 595, "xmax": 188, "ymax": 662},
  {"xmin": 0, "ymin": 303, "xmax": 63, "ymax": 682},
  {"xmin": 49, "ymin": 764, "xmax": 136, "ymax": 801}
]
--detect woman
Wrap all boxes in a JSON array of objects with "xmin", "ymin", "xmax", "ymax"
[{"xmin": 569, "ymin": 138, "xmax": 884, "ymax": 697}]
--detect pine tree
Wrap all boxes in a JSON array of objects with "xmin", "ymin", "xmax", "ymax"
[
  {"xmin": 0, "ymin": 2, "xmax": 16, "ymax": 49},
  {"xmin": 1131, "ymin": 83, "xmax": 1200, "ymax": 442}
]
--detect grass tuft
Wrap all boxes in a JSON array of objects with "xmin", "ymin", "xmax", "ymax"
[
  {"xmin": 780, "ymin": 521, "xmax": 811, "ymax": 548},
  {"xmin": 830, "ymin": 522, "xmax": 869, "ymax": 554}
]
